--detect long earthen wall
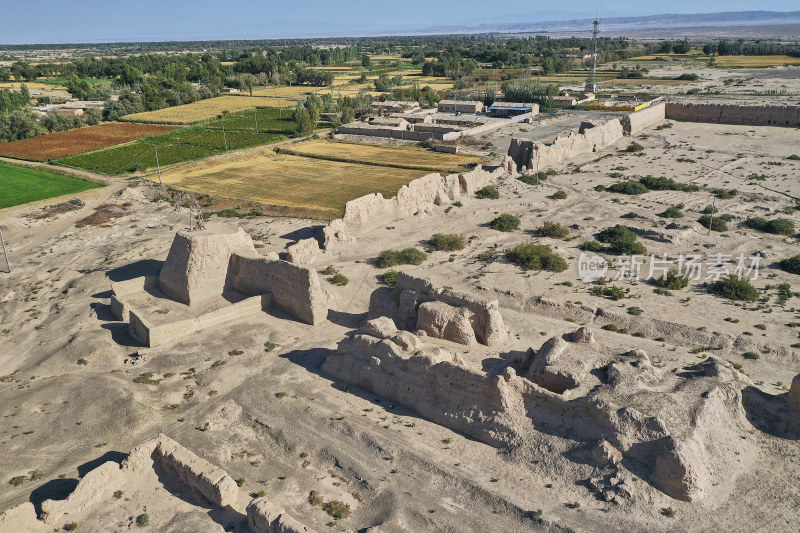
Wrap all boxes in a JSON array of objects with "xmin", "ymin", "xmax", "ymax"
[{"xmin": 665, "ymin": 102, "xmax": 800, "ymax": 127}]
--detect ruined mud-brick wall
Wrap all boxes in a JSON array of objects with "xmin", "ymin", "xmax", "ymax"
[
  {"xmin": 665, "ymin": 102, "xmax": 800, "ymax": 127},
  {"xmin": 368, "ymin": 272, "xmax": 507, "ymax": 346},
  {"xmin": 507, "ymin": 117, "xmax": 625, "ymax": 170},
  {"xmin": 507, "ymin": 104, "xmax": 669, "ymax": 171},
  {"xmin": 158, "ymin": 225, "xmax": 255, "ymax": 305},
  {"xmin": 322, "ymin": 331, "xmax": 526, "ymax": 447},
  {"xmin": 229, "ymin": 253, "xmax": 327, "ymax": 325},
  {"xmin": 320, "ymin": 165, "xmax": 507, "ymax": 250},
  {"xmin": 620, "ymin": 102, "xmax": 665, "ymax": 135}
]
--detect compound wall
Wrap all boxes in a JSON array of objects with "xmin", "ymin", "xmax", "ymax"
[{"xmin": 665, "ymin": 102, "xmax": 800, "ymax": 127}]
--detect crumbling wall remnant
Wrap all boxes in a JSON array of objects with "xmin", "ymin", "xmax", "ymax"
[
  {"xmin": 665, "ymin": 102, "xmax": 800, "ymax": 127},
  {"xmin": 247, "ymin": 497, "xmax": 318, "ymax": 533},
  {"xmin": 621, "ymin": 102, "xmax": 666, "ymax": 135},
  {"xmin": 508, "ymin": 117, "xmax": 624, "ymax": 170},
  {"xmin": 150, "ymin": 433, "xmax": 239, "ymax": 508},
  {"xmin": 229, "ymin": 254, "xmax": 327, "ymax": 325},
  {"xmin": 158, "ymin": 224, "xmax": 254, "ymax": 305},
  {"xmin": 323, "ymin": 325, "xmax": 758, "ymax": 502},
  {"xmin": 368, "ymin": 272, "xmax": 507, "ymax": 346},
  {"xmin": 321, "ymin": 165, "xmax": 508, "ymax": 251}
]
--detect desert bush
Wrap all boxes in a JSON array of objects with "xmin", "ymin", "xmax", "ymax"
[
  {"xmin": 653, "ymin": 268, "xmax": 689, "ymax": 290},
  {"xmin": 376, "ymin": 248, "xmax": 427, "ymax": 268},
  {"xmin": 490, "ymin": 214, "xmax": 520, "ymax": 232},
  {"xmin": 64, "ymin": 523, "xmax": 79, "ymax": 531},
  {"xmin": 627, "ymin": 306, "xmax": 644, "ymax": 316},
  {"xmin": 661, "ymin": 506, "xmax": 677, "ymax": 518},
  {"xmin": 744, "ymin": 217, "xmax": 795, "ymax": 236},
  {"xmin": 742, "ymin": 351, "xmax": 760, "ymax": 360},
  {"xmin": 625, "ymin": 142, "xmax": 644, "ymax": 152},
  {"xmin": 518, "ymin": 169, "xmax": 556, "ymax": 185},
  {"xmin": 537, "ymin": 221, "xmax": 570, "ymax": 239},
  {"xmin": 657, "ymin": 207, "xmax": 684, "ymax": 218},
  {"xmin": 698, "ymin": 215, "xmax": 727, "ymax": 232},
  {"xmin": 322, "ymin": 500, "xmax": 352, "ymax": 520},
  {"xmin": 607, "ymin": 180, "xmax": 648, "ymax": 195},
  {"xmin": 787, "ymin": 154, "xmax": 800, "ymax": 160},
  {"xmin": 475, "ymin": 186, "xmax": 499, "ymax": 199},
  {"xmin": 591, "ymin": 285, "xmax": 626, "ymax": 300},
  {"xmin": 779, "ymin": 255, "xmax": 800, "ymax": 274},
  {"xmin": 710, "ymin": 274, "xmax": 758, "ymax": 301},
  {"xmin": 429, "ymin": 233, "xmax": 465, "ymax": 251},
  {"xmin": 236, "ymin": 477, "xmax": 246, "ymax": 487},
  {"xmin": 580, "ymin": 240, "xmax": 603, "ymax": 252},
  {"xmin": 9, "ymin": 475, "xmax": 26, "ymax": 486},
  {"xmin": 551, "ymin": 190, "xmax": 568, "ymax": 200},
  {"xmin": 639, "ymin": 175, "xmax": 699, "ymax": 192},
  {"xmin": 133, "ymin": 372, "xmax": 162, "ymax": 385},
  {"xmin": 506, "ymin": 244, "xmax": 568, "ymax": 272},
  {"xmin": 135, "ymin": 514, "xmax": 150, "ymax": 527},
  {"xmin": 597, "ymin": 225, "xmax": 647, "ymax": 255},
  {"xmin": 382, "ymin": 269, "xmax": 398, "ymax": 285},
  {"xmin": 329, "ymin": 273, "xmax": 349, "ymax": 286},
  {"xmin": 711, "ymin": 188, "xmax": 738, "ymax": 199},
  {"xmin": 308, "ymin": 490, "xmax": 324, "ymax": 506},
  {"xmin": 701, "ymin": 205, "xmax": 718, "ymax": 214}
]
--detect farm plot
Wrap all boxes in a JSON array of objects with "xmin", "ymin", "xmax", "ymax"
[
  {"xmin": 119, "ymin": 95, "xmax": 297, "ymax": 124},
  {"xmin": 56, "ymin": 107, "xmax": 300, "ymax": 175},
  {"xmin": 713, "ymin": 55, "xmax": 800, "ymax": 67},
  {"xmin": 156, "ymin": 148, "xmax": 426, "ymax": 218},
  {"xmin": 0, "ymin": 162, "xmax": 102, "ymax": 209},
  {"xmin": 279, "ymin": 139, "xmax": 485, "ymax": 173},
  {"xmin": 0, "ymin": 123, "xmax": 178, "ymax": 161}
]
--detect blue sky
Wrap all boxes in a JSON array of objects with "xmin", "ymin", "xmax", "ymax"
[{"xmin": 2, "ymin": 1, "xmax": 798, "ymax": 44}]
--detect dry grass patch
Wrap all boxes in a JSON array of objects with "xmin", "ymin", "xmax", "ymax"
[
  {"xmin": 714, "ymin": 55, "xmax": 800, "ymax": 67},
  {"xmin": 157, "ymin": 148, "xmax": 425, "ymax": 218},
  {"xmin": 280, "ymin": 139, "xmax": 484, "ymax": 173},
  {"xmin": 120, "ymin": 96, "xmax": 296, "ymax": 124}
]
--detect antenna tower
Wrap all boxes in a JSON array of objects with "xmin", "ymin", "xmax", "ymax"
[{"xmin": 585, "ymin": 18, "xmax": 600, "ymax": 93}]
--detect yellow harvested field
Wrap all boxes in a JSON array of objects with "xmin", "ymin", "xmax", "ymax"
[
  {"xmin": 252, "ymin": 86, "xmax": 330, "ymax": 98},
  {"xmin": 156, "ymin": 148, "xmax": 428, "ymax": 217},
  {"xmin": 283, "ymin": 139, "xmax": 485, "ymax": 172},
  {"xmin": 120, "ymin": 96, "xmax": 297, "ymax": 123},
  {"xmin": 0, "ymin": 81, "xmax": 66, "ymax": 91},
  {"xmin": 713, "ymin": 55, "xmax": 800, "ymax": 67}
]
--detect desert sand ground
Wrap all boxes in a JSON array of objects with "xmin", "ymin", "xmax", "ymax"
[{"xmin": 1, "ymin": 110, "xmax": 799, "ymax": 533}]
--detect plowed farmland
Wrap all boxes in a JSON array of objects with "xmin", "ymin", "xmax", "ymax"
[{"xmin": 0, "ymin": 123, "xmax": 178, "ymax": 161}]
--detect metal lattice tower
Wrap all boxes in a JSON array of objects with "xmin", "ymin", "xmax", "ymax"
[{"xmin": 585, "ymin": 18, "xmax": 600, "ymax": 92}]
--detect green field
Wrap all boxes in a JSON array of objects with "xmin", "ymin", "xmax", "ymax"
[
  {"xmin": 57, "ymin": 107, "xmax": 303, "ymax": 175},
  {"xmin": 0, "ymin": 162, "xmax": 102, "ymax": 209}
]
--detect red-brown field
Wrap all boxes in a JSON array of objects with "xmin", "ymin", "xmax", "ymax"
[{"xmin": 0, "ymin": 123, "xmax": 179, "ymax": 161}]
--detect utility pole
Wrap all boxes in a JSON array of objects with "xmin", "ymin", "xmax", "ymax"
[
  {"xmin": 221, "ymin": 115, "xmax": 228, "ymax": 150},
  {"xmin": 154, "ymin": 146, "xmax": 162, "ymax": 186},
  {"xmin": 254, "ymin": 108, "xmax": 259, "ymax": 133},
  {"xmin": 707, "ymin": 196, "xmax": 717, "ymax": 236},
  {"xmin": 585, "ymin": 18, "xmax": 600, "ymax": 93},
  {"xmin": 0, "ymin": 226, "xmax": 10, "ymax": 273}
]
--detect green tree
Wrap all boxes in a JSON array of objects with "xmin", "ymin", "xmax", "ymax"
[{"xmin": 294, "ymin": 104, "xmax": 313, "ymax": 136}]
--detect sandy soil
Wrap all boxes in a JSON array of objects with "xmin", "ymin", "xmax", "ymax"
[{"xmin": 1, "ymin": 111, "xmax": 799, "ymax": 532}]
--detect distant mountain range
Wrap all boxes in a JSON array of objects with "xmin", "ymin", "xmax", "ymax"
[{"xmin": 417, "ymin": 10, "xmax": 800, "ymax": 35}]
